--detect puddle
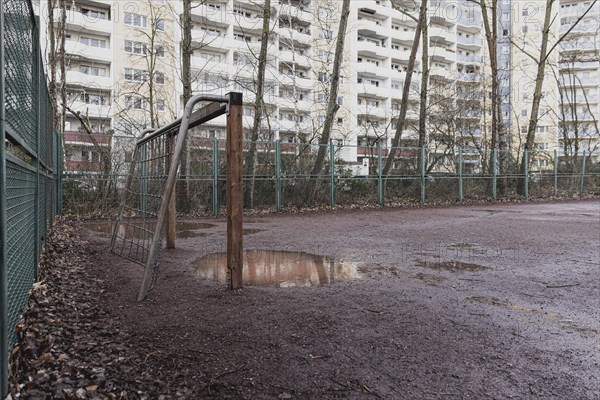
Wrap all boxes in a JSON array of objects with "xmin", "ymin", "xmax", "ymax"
[
  {"xmin": 176, "ymin": 222, "xmax": 217, "ymax": 230},
  {"xmin": 85, "ymin": 221, "xmax": 217, "ymax": 238},
  {"xmin": 417, "ymin": 260, "xmax": 490, "ymax": 272},
  {"xmin": 178, "ymin": 230, "xmax": 210, "ymax": 239},
  {"xmin": 243, "ymin": 229, "xmax": 263, "ymax": 235},
  {"xmin": 194, "ymin": 250, "xmax": 361, "ymax": 288}
]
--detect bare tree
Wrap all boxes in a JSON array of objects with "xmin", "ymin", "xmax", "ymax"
[
  {"xmin": 511, "ymin": 0, "xmax": 598, "ymax": 194},
  {"xmin": 382, "ymin": 0, "xmax": 428, "ymax": 180},
  {"xmin": 244, "ymin": 0, "xmax": 272, "ymax": 208},
  {"xmin": 304, "ymin": 0, "xmax": 350, "ymax": 204}
]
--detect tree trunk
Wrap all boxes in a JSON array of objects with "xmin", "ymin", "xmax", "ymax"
[
  {"xmin": 305, "ymin": 0, "xmax": 351, "ymax": 204},
  {"xmin": 478, "ymin": 0, "xmax": 504, "ymax": 194},
  {"xmin": 244, "ymin": 0, "xmax": 271, "ymax": 209},
  {"xmin": 517, "ymin": 0, "xmax": 554, "ymax": 195},
  {"xmin": 417, "ymin": 11, "xmax": 429, "ymax": 168},
  {"xmin": 382, "ymin": 0, "xmax": 427, "ymax": 180},
  {"xmin": 58, "ymin": 0, "xmax": 66, "ymax": 132},
  {"xmin": 178, "ymin": 0, "xmax": 192, "ymax": 211}
]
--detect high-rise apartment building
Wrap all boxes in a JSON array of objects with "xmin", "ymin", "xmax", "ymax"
[
  {"xmin": 503, "ymin": 0, "xmax": 599, "ymax": 164},
  {"xmin": 34, "ymin": 0, "xmax": 596, "ymax": 174}
]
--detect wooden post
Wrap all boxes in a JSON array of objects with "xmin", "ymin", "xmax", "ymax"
[
  {"xmin": 227, "ymin": 92, "xmax": 244, "ymax": 290},
  {"xmin": 166, "ymin": 134, "xmax": 176, "ymax": 248}
]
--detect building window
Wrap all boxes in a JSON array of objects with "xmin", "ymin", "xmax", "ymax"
[
  {"xmin": 80, "ymin": 93, "xmax": 108, "ymax": 105},
  {"xmin": 318, "ymin": 72, "xmax": 330, "ymax": 83},
  {"xmin": 157, "ymin": 99, "xmax": 166, "ymax": 112},
  {"xmin": 124, "ymin": 40, "xmax": 147, "ymax": 55},
  {"xmin": 79, "ymin": 65, "xmax": 107, "ymax": 77},
  {"xmin": 155, "ymin": 72, "xmax": 165, "ymax": 84},
  {"xmin": 318, "ymin": 29, "xmax": 333, "ymax": 40},
  {"xmin": 155, "ymin": 19, "xmax": 165, "ymax": 31},
  {"xmin": 80, "ymin": 36, "xmax": 107, "ymax": 48},
  {"xmin": 124, "ymin": 68, "xmax": 148, "ymax": 82},
  {"xmin": 521, "ymin": 109, "xmax": 528, "ymax": 117},
  {"xmin": 81, "ymin": 8, "xmax": 107, "ymax": 20},
  {"xmin": 125, "ymin": 96, "xmax": 147, "ymax": 109},
  {"xmin": 124, "ymin": 12, "xmax": 147, "ymax": 27},
  {"xmin": 155, "ymin": 45, "xmax": 165, "ymax": 57}
]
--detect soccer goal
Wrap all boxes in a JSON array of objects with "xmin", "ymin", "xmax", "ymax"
[{"xmin": 110, "ymin": 93, "xmax": 244, "ymax": 301}]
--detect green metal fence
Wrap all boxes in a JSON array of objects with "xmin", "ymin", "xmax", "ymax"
[
  {"xmin": 1, "ymin": 0, "xmax": 59, "ymax": 396},
  {"xmin": 62, "ymin": 134, "xmax": 600, "ymax": 218}
]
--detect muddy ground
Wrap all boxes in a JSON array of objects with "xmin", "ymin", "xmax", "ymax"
[{"xmin": 11, "ymin": 200, "xmax": 600, "ymax": 399}]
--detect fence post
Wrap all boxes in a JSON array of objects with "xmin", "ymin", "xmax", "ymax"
[
  {"xmin": 377, "ymin": 142, "xmax": 383, "ymax": 206},
  {"xmin": 275, "ymin": 140, "xmax": 282, "ymax": 212},
  {"xmin": 329, "ymin": 139, "xmax": 335, "ymax": 209},
  {"xmin": 212, "ymin": 137, "xmax": 219, "ymax": 216},
  {"xmin": 33, "ymin": 25, "xmax": 41, "ymax": 270},
  {"xmin": 524, "ymin": 148, "xmax": 529, "ymax": 201},
  {"xmin": 458, "ymin": 146, "xmax": 463, "ymax": 202},
  {"xmin": 492, "ymin": 148, "xmax": 497, "ymax": 200},
  {"xmin": 420, "ymin": 146, "xmax": 426, "ymax": 204},
  {"xmin": 140, "ymin": 147, "xmax": 147, "ymax": 217},
  {"xmin": 0, "ymin": 3, "xmax": 8, "ymax": 395},
  {"xmin": 553, "ymin": 149, "xmax": 558, "ymax": 197},
  {"xmin": 580, "ymin": 150, "xmax": 586, "ymax": 195}
]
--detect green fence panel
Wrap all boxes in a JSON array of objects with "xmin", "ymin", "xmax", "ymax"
[{"xmin": 1, "ymin": 0, "xmax": 59, "ymax": 395}]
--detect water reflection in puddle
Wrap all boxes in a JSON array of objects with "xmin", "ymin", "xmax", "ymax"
[{"xmin": 194, "ymin": 250, "xmax": 361, "ymax": 287}]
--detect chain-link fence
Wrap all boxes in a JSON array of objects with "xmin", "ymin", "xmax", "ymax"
[
  {"xmin": 1, "ymin": 0, "xmax": 60, "ymax": 396},
  {"xmin": 62, "ymin": 133, "xmax": 600, "ymax": 218}
]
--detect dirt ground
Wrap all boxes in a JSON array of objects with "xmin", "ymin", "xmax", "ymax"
[{"xmin": 12, "ymin": 199, "xmax": 600, "ymax": 399}]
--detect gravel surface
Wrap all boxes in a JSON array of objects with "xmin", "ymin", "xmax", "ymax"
[{"xmin": 10, "ymin": 199, "xmax": 600, "ymax": 399}]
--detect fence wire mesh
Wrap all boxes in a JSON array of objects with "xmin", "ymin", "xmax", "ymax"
[
  {"xmin": 1, "ymin": 0, "xmax": 59, "ymax": 396},
  {"xmin": 62, "ymin": 136, "xmax": 600, "ymax": 218}
]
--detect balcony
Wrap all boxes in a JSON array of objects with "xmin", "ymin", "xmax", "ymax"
[
  {"xmin": 278, "ymin": 97, "xmax": 312, "ymax": 111},
  {"xmin": 69, "ymin": 100, "xmax": 111, "ymax": 118},
  {"xmin": 65, "ymin": 39, "xmax": 112, "ymax": 62},
  {"xmin": 58, "ymin": 8, "xmax": 112, "ymax": 35},
  {"xmin": 355, "ymin": 63, "xmax": 390, "ymax": 80},
  {"xmin": 356, "ymin": 105, "xmax": 388, "ymax": 119},
  {"xmin": 430, "ymin": 46, "xmax": 456, "ymax": 63},
  {"xmin": 65, "ymin": 70, "xmax": 112, "ymax": 90},
  {"xmin": 430, "ymin": 26, "xmax": 454, "ymax": 42},
  {"xmin": 279, "ymin": 3, "xmax": 312, "ymax": 23},
  {"xmin": 277, "ymin": 27, "xmax": 312, "ymax": 45},
  {"xmin": 356, "ymin": 83, "xmax": 389, "ymax": 98},
  {"xmin": 357, "ymin": 146, "xmax": 389, "ymax": 156},
  {"xmin": 65, "ymin": 160, "xmax": 105, "ymax": 173},
  {"xmin": 559, "ymin": 60, "xmax": 599, "ymax": 70},
  {"xmin": 191, "ymin": 30, "xmax": 226, "ymax": 49},
  {"xmin": 457, "ymin": 54, "xmax": 483, "ymax": 64},
  {"xmin": 389, "ymin": 28, "xmax": 416, "ymax": 42},
  {"xmin": 458, "ymin": 72, "xmax": 482, "ymax": 82},
  {"xmin": 456, "ymin": 35, "xmax": 483, "ymax": 48},
  {"xmin": 561, "ymin": 4, "xmax": 600, "ymax": 18},
  {"xmin": 278, "ymin": 50, "xmax": 311, "ymax": 68},
  {"xmin": 356, "ymin": 16, "xmax": 385, "ymax": 34},
  {"xmin": 356, "ymin": 37, "xmax": 388, "ymax": 58},
  {"xmin": 278, "ymin": 73, "xmax": 312, "ymax": 89},
  {"xmin": 559, "ymin": 22, "xmax": 598, "ymax": 34},
  {"xmin": 64, "ymin": 131, "xmax": 111, "ymax": 145},
  {"xmin": 277, "ymin": 118, "xmax": 311, "ymax": 132}
]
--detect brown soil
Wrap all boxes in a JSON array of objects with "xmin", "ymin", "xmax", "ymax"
[{"xmin": 11, "ymin": 199, "xmax": 600, "ymax": 399}]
